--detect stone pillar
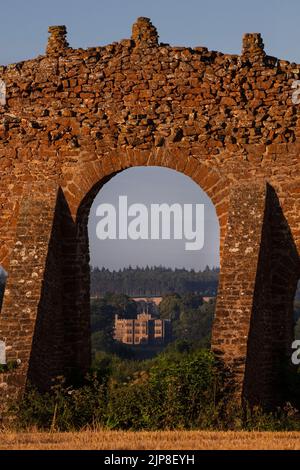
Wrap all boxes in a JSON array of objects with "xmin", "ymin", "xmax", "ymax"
[
  {"xmin": 243, "ymin": 185, "xmax": 300, "ymax": 408},
  {"xmin": 0, "ymin": 182, "xmax": 61, "ymax": 401},
  {"xmin": 131, "ymin": 17, "xmax": 159, "ymax": 47},
  {"xmin": 46, "ymin": 25, "xmax": 69, "ymax": 55},
  {"xmin": 212, "ymin": 182, "xmax": 300, "ymax": 408},
  {"xmin": 241, "ymin": 33, "xmax": 266, "ymax": 63},
  {"xmin": 212, "ymin": 182, "xmax": 268, "ymax": 401},
  {"xmin": 0, "ymin": 182, "xmax": 91, "ymax": 404}
]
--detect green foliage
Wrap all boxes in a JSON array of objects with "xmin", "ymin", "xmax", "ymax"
[
  {"xmin": 91, "ymin": 293, "xmax": 137, "ymax": 333},
  {"xmin": 159, "ymin": 294, "xmax": 181, "ymax": 321},
  {"xmin": 105, "ymin": 349, "xmax": 218, "ymax": 430},
  {"xmin": 103, "ymin": 293, "xmax": 138, "ymax": 318},
  {"xmin": 92, "ymin": 351, "xmax": 150, "ymax": 383},
  {"xmin": 15, "ymin": 349, "xmax": 221, "ymax": 430},
  {"xmin": 15, "ymin": 375, "xmax": 107, "ymax": 431},
  {"xmin": 147, "ymin": 349, "xmax": 218, "ymax": 429},
  {"xmin": 159, "ymin": 293, "xmax": 215, "ymax": 348},
  {"xmin": 14, "ymin": 348, "xmax": 300, "ymax": 432},
  {"xmin": 106, "ymin": 378, "xmax": 153, "ymax": 429}
]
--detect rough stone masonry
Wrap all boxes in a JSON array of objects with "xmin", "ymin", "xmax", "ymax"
[{"xmin": 0, "ymin": 17, "xmax": 299, "ymax": 409}]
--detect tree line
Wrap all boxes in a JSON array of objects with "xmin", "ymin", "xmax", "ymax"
[{"xmin": 90, "ymin": 265, "xmax": 219, "ymax": 297}]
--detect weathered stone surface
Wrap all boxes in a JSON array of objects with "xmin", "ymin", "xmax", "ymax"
[
  {"xmin": 46, "ymin": 25, "xmax": 69, "ymax": 55},
  {"xmin": 132, "ymin": 17, "xmax": 159, "ymax": 47},
  {"xmin": 0, "ymin": 19, "xmax": 299, "ymax": 409}
]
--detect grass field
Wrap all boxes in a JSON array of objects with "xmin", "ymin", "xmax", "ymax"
[{"xmin": 0, "ymin": 430, "xmax": 300, "ymax": 450}]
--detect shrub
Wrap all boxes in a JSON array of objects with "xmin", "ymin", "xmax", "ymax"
[
  {"xmin": 15, "ymin": 374, "xmax": 107, "ymax": 431},
  {"xmin": 13, "ymin": 348, "xmax": 300, "ymax": 431}
]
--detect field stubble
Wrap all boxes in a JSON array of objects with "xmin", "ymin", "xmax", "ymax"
[{"xmin": 0, "ymin": 430, "xmax": 300, "ymax": 450}]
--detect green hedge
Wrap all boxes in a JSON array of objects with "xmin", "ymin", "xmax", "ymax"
[{"xmin": 13, "ymin": 349, "xmax": 300, "ymax": 431}]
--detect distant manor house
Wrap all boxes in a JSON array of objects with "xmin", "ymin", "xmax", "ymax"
[{"xmin": 114, "ymin": 312, "xmax": 171, "ymax": 345}]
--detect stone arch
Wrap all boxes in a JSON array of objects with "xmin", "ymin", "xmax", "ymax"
[
  {"xmin": 62, "ymin": 149, "xmax": 230, "ymax": 263},
  {"xmin": 39, "ymin": 148, "xmax": 228, "ymax": 390},
  {"xmin": 3, "ymin": 150, "xmax": 297, "ymax": 408},
  {"xmin": 0, "ymin": 16, "xmax": 300, "ymax": 409}
]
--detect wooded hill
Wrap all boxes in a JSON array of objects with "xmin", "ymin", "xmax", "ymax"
[{"xmin": 90, "ymin": 265, "xmax": 219, "ymax": 297}]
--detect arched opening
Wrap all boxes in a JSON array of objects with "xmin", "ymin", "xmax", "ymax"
[
  {"xmin": 23, "ymin": 169, "xmax": 300, "ymax": 413},
  {"xmin": 27, "ymin": 153, "xmax": 229, "ymax": 392},
  {"xmin": 87, "ymin": 166, "xmax": 220, "ymax": 365}
]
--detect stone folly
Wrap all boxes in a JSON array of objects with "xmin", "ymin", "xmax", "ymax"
[{"xmin": 0, "ymin": 18, "xmax": 299, "ymax": 409}]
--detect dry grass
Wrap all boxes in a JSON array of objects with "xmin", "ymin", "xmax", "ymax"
[{"xmin": 0, "ymin": 430, "xmax": 300, "ymax": 450}]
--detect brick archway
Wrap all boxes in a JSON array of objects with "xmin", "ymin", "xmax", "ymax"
[
  {"xmin": 62, "ymin": 149, "xmax": 229, "ymax": 256},
  {"xmin": 0, "ymin": 17, "xmax": 300, "ymax": 409},
  {"xmin": 56, "ymin": 150, "xmax": 228, "ymax": 391}
]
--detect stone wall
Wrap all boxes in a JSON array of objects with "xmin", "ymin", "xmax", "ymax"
[{"xmin": 0, "ymin": 17, "xmax": 299, "ymax": 407}]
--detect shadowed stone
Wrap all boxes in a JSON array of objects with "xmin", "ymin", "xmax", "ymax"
[{"xmin": 0, "ymin": 18, "xmax": 299, "ymax": 412}]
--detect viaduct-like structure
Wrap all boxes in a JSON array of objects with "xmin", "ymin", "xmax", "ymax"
[{"xmin": 0, "ymin": 18, "xmax": 299, "ymax": 409}]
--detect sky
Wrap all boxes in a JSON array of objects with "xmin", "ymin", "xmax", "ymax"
[
  {"xmin": 88, "ymin": 168, "xmax": 219, "ymax": 270},
  {"xmin": 1, "ymin": 0, "xmax": 299, "ymax": 270},
  {"xmin": 2, "ymin": 0, "xmax": 300, "ymax": 65}
]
